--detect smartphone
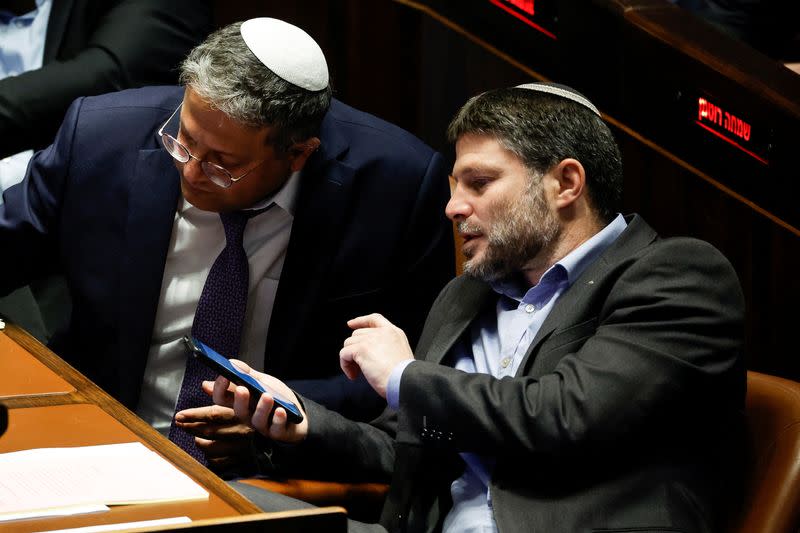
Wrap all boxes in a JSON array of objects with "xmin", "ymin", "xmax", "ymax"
[{"xmin": 183, "ymin": 335, "xmax": 303, "ymax": 424}]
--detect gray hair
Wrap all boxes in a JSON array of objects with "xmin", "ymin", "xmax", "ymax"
[
  {"xmin": 179, "ymin": 22, "xmax": 332, "ymax": 153},
  {"xmin": 447, "ymin": 86, "xmax": 623, "ymax": 223}
]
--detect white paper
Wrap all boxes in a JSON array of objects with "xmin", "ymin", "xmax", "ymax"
[
  {"xmin": 36, "ymin": 516, "xmax": 191, "ymax": 533},
  {"xmin": 0, "ymin": 442, "xmax": 208, "ymax": 518},
  {"xmin": 0, "ymin": 504, "xmax": 108, "ymax": 523}
]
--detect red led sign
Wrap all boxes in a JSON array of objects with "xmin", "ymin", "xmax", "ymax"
[
  {"xmin": 695, "ymin": 96, "xmax": 768, "ymax": 165},
  {"xmin": 488, "ymin": 0, "xmax": 557, "ymax": 40},
  {"xmin": 506, "ymin": 0, "xmax": 534, "ymax": 15}
]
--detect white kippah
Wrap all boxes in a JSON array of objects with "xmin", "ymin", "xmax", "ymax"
[
  {"xmin": 515, "ymin": 82, "xmax": 601, "ymax": 117},
  {"xmin": 240, "ymin": 18, "xmax": 329, "ymax": 92}
]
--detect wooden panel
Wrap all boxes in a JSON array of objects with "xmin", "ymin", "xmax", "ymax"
[
  {"xmin": 3, "ymin": 404, "xmax": 167, "ymax": 450},
  {"xmin": 0, "ymin": 331, "xmax": 74, "ymax": 398},
  {"xmin": 0, "ymin": 325, "xmax": 262, "ymax": 531},
  {"xmin": 0, "ymin": 404, "xmax": 243, "ymax": 533}
]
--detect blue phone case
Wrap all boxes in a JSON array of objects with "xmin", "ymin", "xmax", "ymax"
[{"xmin": 184, "ymin": 336, "xmax": 303, "ymax": 423}]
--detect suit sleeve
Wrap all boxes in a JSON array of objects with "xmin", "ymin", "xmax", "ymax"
[
  {"xmin": 395, "ymin": 239, "xmax": 745, "ymax": 457},
  {"xmin": 0, "ymin": 96, "xmax": 83, "ymax": 293},
  {"xmin": 0, "ymin": 0, "xmax": 212, "ymax": 158},
  {"xmin": 258, "ymin": 398, "xmax": 399, "ymax": 482}
]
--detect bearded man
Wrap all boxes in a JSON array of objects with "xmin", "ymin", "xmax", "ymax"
[{"xmin": 215, "ymin": 83, "xmax": 746, "ymax": 533}]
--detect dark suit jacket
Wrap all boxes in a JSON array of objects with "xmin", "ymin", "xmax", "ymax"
[
  {"xmin": 272, "ymin": 215, "xmax": 745, "ymax": 532},
  {"xmin": 0, "ymin": 0, "xmax": 213, "ymax": 159},
  {"xmin": 0, "ymin": 86, "xmax": 454, "ymax": 419}
]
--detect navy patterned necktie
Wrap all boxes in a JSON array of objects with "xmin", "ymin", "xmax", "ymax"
[{"xmin": 169, "ymin": 206, "xmax": 272, "ymax": 463}]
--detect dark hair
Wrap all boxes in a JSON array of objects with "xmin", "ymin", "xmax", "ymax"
[
  {"xmin": 447, "ymin": 87, "xmax": 623, "ymax": 222},
  {"xmin": 180, "ymin": 22, "xmax": 332, "ymax": 153}
]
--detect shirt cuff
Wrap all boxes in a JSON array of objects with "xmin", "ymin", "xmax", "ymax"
[{"xmin": 387, "ymin": 359, "xmax": 415, "ymax": 410}]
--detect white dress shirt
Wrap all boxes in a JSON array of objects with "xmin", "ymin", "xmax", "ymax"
[{"xmin": 136, "ymin": 171, "xmax": 301, "ymax": 436}]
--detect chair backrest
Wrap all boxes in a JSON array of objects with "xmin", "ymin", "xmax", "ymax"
[{"xmin": 734, "ymin": 371, "xmax": 800, "ymax": 532}]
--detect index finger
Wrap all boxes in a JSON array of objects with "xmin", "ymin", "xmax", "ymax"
[
  {"xmin": 347, "ymin": 313, "xmax": 392, "ymax": 330},
  {"xmin": 176, "ymin": 404, "xmax": 236, "ymax": 423}
]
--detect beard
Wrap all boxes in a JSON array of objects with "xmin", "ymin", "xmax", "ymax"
[{"xmin": 460, "ymin": 180, "xmax": 560, "ymax": 282}]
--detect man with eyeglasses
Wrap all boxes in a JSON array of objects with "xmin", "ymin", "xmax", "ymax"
[{"xmin": 0, "ymin": 19, "xmax": 453, "ymax": 470}]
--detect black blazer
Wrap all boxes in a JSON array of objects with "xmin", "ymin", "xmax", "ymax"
[
  {"xmin": 0, "ymin": 86, "xmax": 454, "ymax": 419},
  {"xmin": 0, "ymin": 0, "xmax": 213, "ymax": 158},
  {"xmin": 275, "ymin": 215, "xmax": 746, "ymax": 532}
]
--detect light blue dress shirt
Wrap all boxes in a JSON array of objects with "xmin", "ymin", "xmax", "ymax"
[
  {"xmin": 0, "ymin": 0, "xmax": 52, "ymax": 200},
  {"xmin": 388, "ymin": 213, "xmax": 627, "ymax": 532}
]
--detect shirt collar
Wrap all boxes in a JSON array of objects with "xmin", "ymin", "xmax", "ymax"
[
  {"xmin": 557, "ymin": 213, "xmax": 627, "ymax": 284},
  {"xmin": 265, "ymin": 169, "xmax": 301, "ymax": 215},
  {"xmin": 490, "ymin": 213, "xmax": 627, "ymax": 297}
]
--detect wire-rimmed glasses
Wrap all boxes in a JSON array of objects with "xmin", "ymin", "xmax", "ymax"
[{"xmin": 158, "ymin": 103, "xmax": 265, "ymax": 189}]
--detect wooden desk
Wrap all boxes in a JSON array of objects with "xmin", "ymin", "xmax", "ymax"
[
  {"xmin": 0, "ymin": 324, "xmax": 265, "ymax": 532},
  {"xmin": 0, "ymin": 332, "xmax": 73, "ymax": 399}
]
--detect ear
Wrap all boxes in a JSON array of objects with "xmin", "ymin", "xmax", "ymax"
[
  {"xmin": 551, "ymin": 158, "xmax": 586, "ymax": 209},
  {"xmin": 287, "ymin": 137, "xmax": 321, "ymax": 172}
]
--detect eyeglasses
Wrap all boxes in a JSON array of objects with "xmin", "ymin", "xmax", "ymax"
[{"xmin": 158, "ymin": 103, "xmax": 266, "ymax": 189}]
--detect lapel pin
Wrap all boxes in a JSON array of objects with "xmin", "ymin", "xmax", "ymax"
[{"xmin": 587, "ymin": 280, "xmax": 594, "ymax": 285}]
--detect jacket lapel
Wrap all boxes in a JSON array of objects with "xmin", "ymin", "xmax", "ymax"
[
  {"xmin": 518, "ymin": 215, "xmax": 658, "ymax": 375},
  {"xmin": 421, "ymin": 277, "xmax": 494, "ymax": 366},
  {"xmin": 43, "ymin": 0, "xmax": 75, "ymax": 61},
  {"xmin": 263, "ymin": 124, "xmax": 355, "ymax": 375},
  {"xmin": 116, "ymin": 149, "xmax": 180, "ymax": 407}
]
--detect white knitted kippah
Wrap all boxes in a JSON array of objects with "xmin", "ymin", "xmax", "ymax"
[
  {"xmin": 515, "ymin": 82, "xmax": 601, "ymax": 117},
  {"xmin": 240, "ymin": 18, "xmax": 329, "ymax": 92}
]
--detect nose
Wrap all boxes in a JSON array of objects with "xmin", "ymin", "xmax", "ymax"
[
  {"xmin": 445, "ymin": 184, "xmax": 472, "ymax": 222},
  {"xmin": 179, "ymin": 157, "xmax": 205, "ymax": 184}
]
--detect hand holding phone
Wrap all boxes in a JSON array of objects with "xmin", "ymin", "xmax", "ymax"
[{"xmin": 183, "ymin": 335, "xmax": 304, "ymax": 424}]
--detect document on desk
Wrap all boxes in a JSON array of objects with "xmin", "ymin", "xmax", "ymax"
[{"xmin": 0, "ymin": 442, "xmax": 208, "ymax": 521}]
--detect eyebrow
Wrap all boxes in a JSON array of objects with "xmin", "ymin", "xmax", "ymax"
[{"xmin": 452, "ymin": 164, "xmax": 502, "ymax": 179}]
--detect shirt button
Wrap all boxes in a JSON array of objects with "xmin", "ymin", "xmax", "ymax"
[
  {"xmin": 524, "ymin": 304, "xmax": 535, "ymax": 313},
  {"xmin": 500, "ymin": 357, "xmax": 511, "ymax": 368}
]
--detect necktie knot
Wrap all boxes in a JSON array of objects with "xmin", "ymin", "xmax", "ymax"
[
  {"xmin": 219, "ymin": 211, "xmax": 249, "ymax": 243},
  {"xmin": 220, "ymin": 206, "xmax": 271, "ymax": 245}
]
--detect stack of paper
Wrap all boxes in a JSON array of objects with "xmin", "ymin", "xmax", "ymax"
[{"xmin": 0, "ymin": 442, "xmax": 208, "ymax": 521}]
